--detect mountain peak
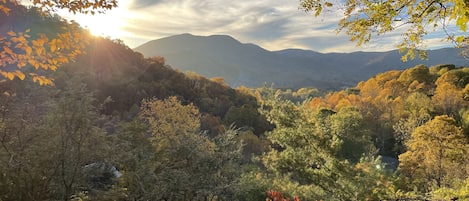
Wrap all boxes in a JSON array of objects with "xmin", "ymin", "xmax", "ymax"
[
  {"xmin": 206, "ymin": 34, "xmax": 237, "ymax": 41},
  {"xmin": 134, "ymin": 34, "xmax": 468, "ymax": 90},
  {"xmin": 149, "ymin": 33, "xmax": 239, "ymax": 44},
  {"xmin": 135, "ymin": 33, "xmax": 247, "ymax": 55}
]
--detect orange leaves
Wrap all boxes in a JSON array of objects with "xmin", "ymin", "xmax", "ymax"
[
  {"xmin": 6, "ymin": 30, "xmax": 16, "ymax": 37},
  {"xmin": 29, "ymin": 73, "xmax": 54, "ymax": 86},
  {"xmin": 49, "ymin": 40, "xmax": 58, "ymax": 52},
  {"xmin": 31, "ymin": 34, "xmax": 47, "ymax": 47},
  {"xmin": 48, "ymin": 38, "xmax": 65, "ymax": 52},
  {"xmin": 0, "ymin": 3, "xmax": 11, "ymax": 15},
  {"xmin": 0, "ymin": 70, "xmax": 25, "ymax": 81},
  {"xmin": 0, "ymin": 21, "xmax": 89, "ymax": 84},
  {"xmin": 0, "ymin": 0, "xmax": 111, "ymax": 84},
  {"xmin": 28, "ymin": 59, "xmax": 40, "ymax": 69},
  {"xmin": 267, "ymin": 190, "xmax": 301, "ymax": 201},
  {"xmin": 2, "ymin": 46, "xmax": 13, "ymax": 55},
  {"xmin": 24, "ymin": 46, "xmax": 32, "ymax": 56}
]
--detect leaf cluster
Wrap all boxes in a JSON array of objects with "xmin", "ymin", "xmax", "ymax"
[
  {"xmin": 300, "ymin": 0, "xmax": 469, "ymax": 60},
  {"xmin": 0, "ymin": 0, "xmax": 116, "ymax": 84}
]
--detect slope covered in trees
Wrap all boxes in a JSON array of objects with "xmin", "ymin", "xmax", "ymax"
[
  {"xmin": 1, "ymin": 3, "xmax": 469, "ymax": 201},
  {"xmin": 240, "ymin": 64, "xmax": 469, "ymax": 200},
  {"xmin": 62, "ymin": 37, "xmax": 269, "ymax": 137},
  {"xmin": 0, "ymin": 5, "xmax": 268, "ymax": 200},
  {"xmin": 135, "ymin": 33, "xmax": 468, "ymax": 90}
]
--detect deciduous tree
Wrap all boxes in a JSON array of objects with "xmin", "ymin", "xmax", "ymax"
[
  {"xmin": 258, "ymin": 88, "xmax": 391, "ymax": 200},
  {"xmin": 399, "ymin": 115, "xmax": 469, "ymax": 192},
  {"xmin": 0, "ymin": 78, "xmax": 111, "ymax": 201},
  {"xmin": 138, "ymin": 96, "xmax": 243, "ymax": 200},
  {"xmin": 0, "ymin": 0, "xmax": 117, "ymax": 84},
  {"xmin": 300, "ymin": 0, "xmax": 468, "ymax": 60}
]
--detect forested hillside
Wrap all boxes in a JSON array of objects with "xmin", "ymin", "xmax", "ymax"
[
  {"xmin": 135, "ymin": 34, "xmax": 468, "ymax": 90},
  {"xmin": 1, "ymin": 3, "xmax": 468, "ymax": 201}
]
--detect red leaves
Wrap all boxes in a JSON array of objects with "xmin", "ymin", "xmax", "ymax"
[{"xmin": 266, "ymin": 190, "xmax": 300, "ymax": 201}]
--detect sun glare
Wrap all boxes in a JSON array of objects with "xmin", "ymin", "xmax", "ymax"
[
  {"xmin": 56, "ymin": 1, "xmax": 129, "ymax": 40},
  {"xmin": 84, "ymin": 15, "xmax": 124, "ymax": 38}
]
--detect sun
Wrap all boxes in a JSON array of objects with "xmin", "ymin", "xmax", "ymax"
[
  {"xmin": 84, "ymin": 14, "xmax": 125, "ymax": 38},
  {"xmin": 56, "ymin": 2, "xmax": 128, "ymax": 40}
]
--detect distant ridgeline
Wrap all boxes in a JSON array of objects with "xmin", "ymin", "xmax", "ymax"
[
  {"xmin": 135, "ymin": 33, "xmax": 468, "ymax": 90},
  {"xmin": 2, "ymin": 4, "xmax": 469, "ymax": 201},
  {"xmin": 1, "ymin": 4, "xmax": 268, "ymax": 138}
]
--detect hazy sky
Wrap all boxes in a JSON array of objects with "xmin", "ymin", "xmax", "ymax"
[{"xmin": 58, "ymin": 0, "xmax": 452, "ymax": 52}]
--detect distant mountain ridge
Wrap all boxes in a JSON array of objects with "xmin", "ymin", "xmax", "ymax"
[{"xmin": 134, "ymin": 33, "xmax": 468, "ymax": 90}]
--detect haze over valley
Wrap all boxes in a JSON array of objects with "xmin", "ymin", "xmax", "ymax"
[
  {"xmin": 135, "ymin": 33, "xmax": 468, "ymax": 89},
  {"xmin": 2, "ymin": 1, "xmax": 469, "ymax": 201}
]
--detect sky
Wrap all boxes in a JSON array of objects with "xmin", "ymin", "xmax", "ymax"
[{"xmin": 56, "ymin": 0, "xmax": 453, "ymax": 53}]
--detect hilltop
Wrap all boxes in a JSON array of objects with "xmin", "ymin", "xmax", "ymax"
[{"xmin": 135, "ymin": 33, "xmax": 468, "ymax": 89}]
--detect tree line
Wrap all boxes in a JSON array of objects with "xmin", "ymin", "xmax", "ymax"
[{"xmin": 1, "ymin": 1, "xmax": 468, "ymax": 200}]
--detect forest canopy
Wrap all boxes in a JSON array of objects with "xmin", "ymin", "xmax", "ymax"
[{"xmin": 0, "ymin": 2, "xmax": 468, "ymax": 201}]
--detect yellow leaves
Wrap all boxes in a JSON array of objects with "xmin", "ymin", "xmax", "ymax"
[
  {"xmin": 16, "ymin": 60, "xmax": 27, "ymax": 68},
  {"xmin": 50, "ymin": 44, "xmax": 57, "ymax": 52},
  {"xmin": 0, "ymin": 0, "xmax": 102, "ymax": 86},
  {"xmin": 32, "ymin": 34, "xmax": 48, "ymax": 47},
  {"xmin": 25, "ymin": 46, "xmax": 32, "ymax": 56},
  {"xmin": 399, "ymin": 115, "xmax": 468, "ymax": 189},
  {"xmin": 301, "ymin": 0, "xmax": 468, "ymax": 61},
  {"xmin": 57, "ymin": 56, "xmax": 68, "ymax": 64},
  {"xmin": 15, "ymin": 71, "xmax": 25, "ymax": 80},
  {"xmin": 3, "ymin": 46, "xmax": 13, "ymax": 55},
  {"xmin": 29, "ymin": 73, "xmax": 54, "ymax": 86},
  {"xmin": 0, "ymin": 26, "xmax": 88, "ymax": 85},
  {"xmin": 140, "ymin": 96, "xmax": 201, "ymax": 138},
  {"xmin": 28, "ymin": 59, "xmax": 40, "ymax": 69},
  {"xmin": 451, "ymin": 0, "xmax": 469, "ymax": 32},
  {"xmin": 0, "ymin": 72, "xmax": 14, "ymax": 80},
  {"xmin": 35, "ymin": 47, "xmax": 44, "ymax": 55},
  {"xmin": 0, "ymin": 5, "xmax": 11, "ymax": 15},
  {"xmin": 0, "ymin": 70, "xmax": 26, "ymax": 81},
  {"xmin": 49, "ymin": 39, "xmax": 62, "ymax": 52},
  {"xmin": 49, "ymin": 64, "xmax": 58, "ymax": 71},
  {"xmin": 6, "ymin": 31, "xmax": 16, "ymax": 37}
]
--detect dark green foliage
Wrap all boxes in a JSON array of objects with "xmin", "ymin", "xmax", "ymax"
[
  {"xmin": 0, "ymin": 77, "xmax": 112, "ymax": 201},
  {"xmin": 3, "ymin": 6, "xmax": 469, "ymax": 201},
  {"xmin": 106, "ymin": 97, "xmax": 245, "ymax": 200},
  {"xmin": 255, "ymin": 88, "xmax": 392, "ymax": 200},
  {"xmin": 429, "ymin": 64, "xmax": 456, "ymax": 75},
  {"xmin": 223, "ymin": 104, "xmax": 269, "ymax": 134},
  {"xmin": 60, "ymin": 39, "xmax": 266, "ymax": 137}
]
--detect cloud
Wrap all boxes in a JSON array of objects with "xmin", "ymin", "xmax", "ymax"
[
  {"xmin": 129, "ymin": 0, "xmax": 166, "ymax": 9},
  {"xmin": 62, "ymin": 0, "xmax": 454, "ymax": 52}
]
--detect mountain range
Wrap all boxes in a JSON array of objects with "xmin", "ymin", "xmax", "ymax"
[{"xmin": 134, "ymin": 33, "xmax": 468, "ymax": 90}]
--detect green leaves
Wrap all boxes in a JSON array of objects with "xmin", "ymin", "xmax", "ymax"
[
  {"xmin": 301, "ymin": 0, "xmax": 469, "ymax": 60},
  {"xmin": 132, "ymin": 96, "xmax": 244, "ymax": 200},
  {"xmin": 0, "ymin": 78, "xmax": 112, "ymax": 201},
  {"xmin": 257, "ymin": 87, "xmax": 390, "ymax": 200}
]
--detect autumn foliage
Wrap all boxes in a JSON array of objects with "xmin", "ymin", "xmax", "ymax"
[
  {"xmin": 0, "ymin": 1, "xmax": 468, "ymax": 200},
  {"xmin": 266, "ymin": 190, "xmax": 300, "ymax": 201},
  {"xmin": 0, "ymin": 0, "xmax": 116, "ymax": 84}
]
